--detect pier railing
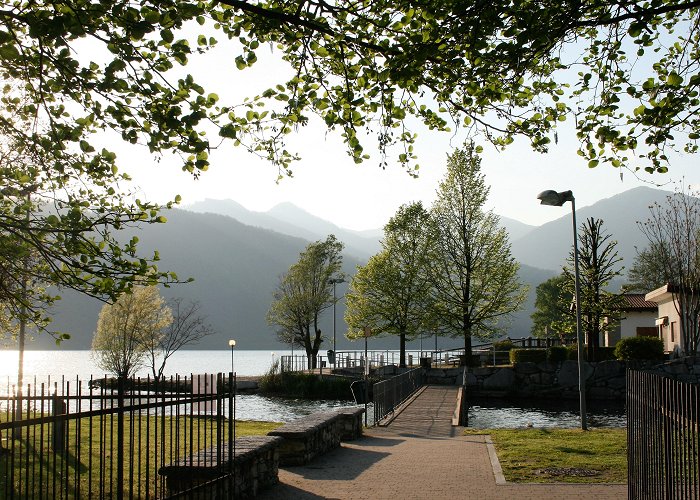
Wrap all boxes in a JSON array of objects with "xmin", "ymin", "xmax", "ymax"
[
  {"xmin": 280, "ymin": 337, "xmax": 566, "ymax": 373},
  {"xmin": 627, "ymin": 369, "xmax": 700, "ymax": 499},
  {"xmin": 0, "ymin": 373, "xmax": 237, "ymax": 499},
  {"xmin": 372, "ymin": 368, "xmax": 425, "ymax": 424}
]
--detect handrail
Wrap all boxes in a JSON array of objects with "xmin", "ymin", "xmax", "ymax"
[{"xmin": 372, "ymin": 368, "xmax": 424, "ymax": 425}]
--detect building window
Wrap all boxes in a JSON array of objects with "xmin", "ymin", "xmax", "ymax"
[
  {"xmin": 636, "ymin": 327, "xmax": 658, "ymax": 338},
  {"xmin": 671, "ymin": 322, "xmax": 676, "ymax": 343}
]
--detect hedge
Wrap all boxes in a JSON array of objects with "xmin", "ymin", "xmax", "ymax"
[
  {"xmin": 509, "ymin": 348, "xmax": 547, "ymax": 364},
  {"xmin": 614, "ymin": 337, "xmax": 665, "ymax": 361},
  {"xmin": 547, "ymin": 346, "xmax": 568, "ymax": 363},
  {"xmin": 493, "ymin": 339, "xmax": 514, "ymax": 352}
]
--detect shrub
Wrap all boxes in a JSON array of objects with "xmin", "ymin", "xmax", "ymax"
[
  {"xmin": 258, "ymin": 361, "xmax": 353, "ymax": 400},
  {"xmin": 509, "ymin": 348, "xmax": 547, "ymax": 364},
  {"xmin": 566, "ymin": 344, "xmax": 579, "ymax": 360},
  {"xmin": 493, "ymin": 339, "xmax": 514, "ymax": 352},
  {"xmin": 595, "ymin": 346, "xmax": 617, "ymax": 362},
  {"xmin": 614, "ymin": 337, "xmax": 665, "ymax": 361},
  {"xmin": 547, "ymin": 346, "xmax": 568, "ymax": 363}
]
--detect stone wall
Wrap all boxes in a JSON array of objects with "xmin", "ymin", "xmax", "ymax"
[
  {"xmin": 425, "ymin": 360, "xmax": 630, "ymax": 400},
  {"xmin": 159, "ymin": 435, "xmax": 282, "ymax": 499},
  {"xmin": 651, "ymin": 356, "xmax": 700, "ymax": 384},
  {"xmin": 268, "ymin": 407, "xmax": 365, "ymax": 466}
]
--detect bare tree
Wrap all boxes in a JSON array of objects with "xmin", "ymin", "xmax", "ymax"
[
  {"xmin": 142, "ymin": 298, "xmax": 215, "ymax": 382},
  {"xmin": 92, "ymin": 286, "xmax": 172, "ymax": 380},
  {"xmin": 563, "ymin": 218, "xmax": 624, "ymax": 360},
  {"xmin": 638, "ymin": 186, "xmax": 700, "ymax": 354}
]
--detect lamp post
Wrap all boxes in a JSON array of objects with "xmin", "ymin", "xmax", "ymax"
[
  {"xmin": 228, "ymin": 339, "xmax": 236, "ymax": 377},
  {"xmin": 537, "ymin": 189, "xmax": 588, "ymax": 431},
  {"xmin": 329, "ymin": 277, "xmax": 345, "ymax": 366}
]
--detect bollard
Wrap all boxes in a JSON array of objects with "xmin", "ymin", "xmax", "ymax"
[{"xmin": 52, "ymin": 395, "xmax": 67, "ymax": 453}]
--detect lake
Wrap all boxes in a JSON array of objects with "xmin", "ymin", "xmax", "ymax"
[{"xmin": 0, "ymin": 350, "xmax": 625, "ymax": 427}]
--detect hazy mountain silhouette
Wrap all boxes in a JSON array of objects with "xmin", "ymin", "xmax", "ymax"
[
  {"xmin": 511, "ymin": 186, "xmax": 672, "ymax": 273},
  {"xmin": 30, "ymin": 186, "xmax": 670, "ymax": 351},
  {"xmin": 187, "ymin": 199, "xmax": 381, "ymax": 258},
  {"xmin": 44, "ymin": 209, "xmax": 368, "ymax": 351}
]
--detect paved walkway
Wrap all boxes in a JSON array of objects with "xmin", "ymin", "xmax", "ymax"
[{"xmin": 257, "ymin": 386, "xmax": 627, "ymax": 499}]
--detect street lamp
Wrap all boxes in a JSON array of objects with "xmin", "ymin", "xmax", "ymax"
[
  {"xmin": 228, "ymin": 339, "xmax": 236, "ymax": 377},
  {"xmin": 537, "ymin": 189, "xmax": 588, "ymax": 431},
  {"xmin": 329, "ymin": 277, "xmax": 345, "ymax": 365}
]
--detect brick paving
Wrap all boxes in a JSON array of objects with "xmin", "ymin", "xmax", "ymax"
[{"xmin": 256, "ymin": 385, "xmax": 627, "ymax": 499}]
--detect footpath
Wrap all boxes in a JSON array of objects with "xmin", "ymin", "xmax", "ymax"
[{"xmin": 256, "ymin": 385, "xmax": 627, "ymax": 499}]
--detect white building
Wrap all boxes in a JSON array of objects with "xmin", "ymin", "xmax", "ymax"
[
  {"xmin": 605, "ymin": 293, "xmax": 658, "ymax": 347},
  {"xmin": 645, "ymin": 284, "xmax": 683, "ymax": 353}
]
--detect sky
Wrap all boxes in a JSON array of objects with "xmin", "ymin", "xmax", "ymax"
[{"xmin": 110, "ymin": 25, "xmax": 697, "ymax": 232}]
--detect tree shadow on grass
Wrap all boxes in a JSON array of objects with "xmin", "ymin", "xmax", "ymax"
[{"xmin": 555, "ymin": 446, "xmax": 595, "ymax": 455}]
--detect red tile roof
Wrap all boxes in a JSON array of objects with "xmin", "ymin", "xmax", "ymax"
[{"xmin": 622, "ymin": 293, "xmax": 657, "ymax": 311}]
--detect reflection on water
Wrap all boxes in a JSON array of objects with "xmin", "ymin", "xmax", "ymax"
[{"xmin": 467, "ymin": 398, "xmax": 626, "ymax": 428}]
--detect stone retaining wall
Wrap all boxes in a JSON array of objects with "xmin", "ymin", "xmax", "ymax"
[
  {"xmin": 426, "ymin": 356, "xmax": 700, "ymax": 400},
  {"xmin": 426, "ymin": 360, "xmax": 632, "ymax": 400},
  {"xmin": 268, "ymin": 407, "xmax": 365, "ymax": 466},
  {"xmin": 159, "ymin": 435, "xmax": 282, "ymax": 499}
]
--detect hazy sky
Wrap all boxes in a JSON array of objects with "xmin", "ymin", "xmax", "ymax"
[{"xmin": 111, "ymin": 28, "xmax": 696, "ymax": 231}]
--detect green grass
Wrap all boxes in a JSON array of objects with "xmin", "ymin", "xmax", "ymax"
[
  {"xmin": 465, "ymin": 427, "xmax": 627, "ymax": 483},
  {"xmin": 0, "ymin": 416, "xmax": 282, "ymax": 498}
]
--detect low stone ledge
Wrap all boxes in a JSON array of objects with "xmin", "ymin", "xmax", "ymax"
[
  {"xmin": 332, "ymin": 406, "xmax": 365, "ymax": 440},
  {"xmin": 268, "ymin": 407, "xmax": 363, "ymax": 466},
  {"xmin": 159, "ymin": 435, "xmax": 282, "ymax": 499}
]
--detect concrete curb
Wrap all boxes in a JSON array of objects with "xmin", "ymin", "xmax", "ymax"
[{"xmin": 485, "ymin": 435, "xmax": 507, "ymax": 485}]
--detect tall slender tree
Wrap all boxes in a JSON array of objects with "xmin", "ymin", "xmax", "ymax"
[
  {"xmin": 563, "ymin": 218, "xmax": 624, "ymax": 360},
  {"xmin": 267, "ymin": 236, "xmax": 344, "ymax": 369},
  {"xmin": 430, "ymin": 143, "xmax": 527, "ymax": 364},
  {"xmin": 345, "ymin": 202, "xmax": 436, "ymax": 367}
]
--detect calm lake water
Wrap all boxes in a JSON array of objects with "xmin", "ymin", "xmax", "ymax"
[{"xmin": 0, "ymin": 350, "xmax": 625, "ymax": 426}]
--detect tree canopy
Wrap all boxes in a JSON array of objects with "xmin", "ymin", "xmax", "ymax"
[
  {"xmin": 345, "ymin": 201, "xmax": 435, "ymax": 367},
  {"xmin": 1, "ymin": 0, "xmax": 697, "ymax": 181},
  {"xmin": 530, "ymin": 274, "xmax": 572, "ymax": 340},
  {"xmin": 430, "ymin": 143, "xmax": 527, "ymax": 361},
  {"xmin": 267, "ymin": 235, "xmax": 343, "ymax": 368},
  {"xmin": 92, "ymin": 285, "xmax": 172, "ymax": 379}
]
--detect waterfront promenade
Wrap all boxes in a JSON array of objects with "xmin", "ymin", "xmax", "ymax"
[{"xmin": 257, "ymin": 385, "xmax": 627, "ymax": 499}]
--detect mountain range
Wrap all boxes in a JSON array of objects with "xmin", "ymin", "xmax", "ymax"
[{"xmin": 32, "ymin": 186, "xmax": 672, "ymax": 351}]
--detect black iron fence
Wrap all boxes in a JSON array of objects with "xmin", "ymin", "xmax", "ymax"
[
  {"xmin": 627, "ymin": 369, "xmax": 699, "ymax": 499},
  {"xmin": 372, "ymin": 368, "xmax": 424, "ymax": 424},
  {"xmin": 0, "ymin": 373, "xmax": 236, "ymax": 499}
]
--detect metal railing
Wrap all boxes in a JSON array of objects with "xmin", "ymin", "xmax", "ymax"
[
  {"xmin": 627, "ymin": 369, "xmax": 699, "ymax": 499},
  {"xmin": 0, "ymin": 373, "xmax": 237, "ymax": 499},
  {"xmin": 280, "ymin": 337, "xmax": 567, "ymax": 373},
  {"xmin": 372, "ymin": 368, "xmax": 425, "ymax": 425}
]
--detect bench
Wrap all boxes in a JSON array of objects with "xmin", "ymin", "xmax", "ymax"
[
  {"xmin": 159, "ymin": 435, "xmax": 282, "ymax": 498},
  {"xmin": 267, "ymin": 406, "xmax": 365, "ymax": 466}
]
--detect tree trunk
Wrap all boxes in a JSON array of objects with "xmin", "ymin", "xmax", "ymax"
[
  {"xmin": 399, "ymin": 332, "xmax": 406, "ymax": 368},
  {"xmin": 462, "ymin": 321, "xmax": 472, "ymax": 367}
]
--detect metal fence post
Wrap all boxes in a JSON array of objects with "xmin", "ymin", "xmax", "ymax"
[
  {"xmin": 117, "ymin": 377, "xmax": 124, "ymax": 500},
  {"xmin": 51, "ymin": 393, "xmax": 66, "ymax": 453}
]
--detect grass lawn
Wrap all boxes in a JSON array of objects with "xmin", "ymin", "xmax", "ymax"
[
  {"xmin": 465, "ymin": 427, "xmax": 627, "ymax": 483},
  {"xmin": 0, "ymin": 416, "xmax": 282, "ymax": 498}
]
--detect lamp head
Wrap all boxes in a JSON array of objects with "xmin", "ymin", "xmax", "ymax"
[
  {"xmin": 228, "ymin": 339, "xmax": 236, "ymax": 348},
  {"xmin": 537, "ymin": 189, "xmax": 574, "ymax": 207}
]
